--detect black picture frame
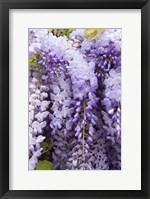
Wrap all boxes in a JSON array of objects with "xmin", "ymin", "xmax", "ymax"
[{"xmin": 0, "ymin": 0, "xmax": 149, "ymax": 198}]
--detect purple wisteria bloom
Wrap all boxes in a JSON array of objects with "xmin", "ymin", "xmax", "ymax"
[{"xmin": 29, "ymin": 28, "xmax": 121, "ymax": 170}]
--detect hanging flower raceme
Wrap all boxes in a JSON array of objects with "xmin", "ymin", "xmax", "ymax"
[
  {"xmin": 101, "ymin": 68, "xmax": 121, "ymax": 169},
  {"xmin": 79, "ymin": 29, "xmax": 121, "ymax": 169},
  {"xmin": 29, "ymin": 71, "xmax": 50, "ymax": 170},
  {"xmin": 36, "ymin": 34, "xmax": 75, "ymax": 169},
  {"xmin": 81, "ymin": 29, "xmax": 121, "ymax": 77},
  {"xmin": 63, "ymin": 48, "xmax": 100, "ymax": 169}
]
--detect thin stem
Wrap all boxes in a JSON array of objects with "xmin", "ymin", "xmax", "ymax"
[{"xmin": 41, "ymin": 149, "xmax": 49, "ymax": 155}]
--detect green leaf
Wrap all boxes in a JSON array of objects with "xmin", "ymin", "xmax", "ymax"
[
  {"xmin": 85, "ymin": 29, "xmax": 97, "ymax": 39},
  {"xmin": 85, "ymin": 29, "xmax": 96, "ymax": 35},
  {"xmin": 84, "ymin": 28, "xmax": 104, "ymax": 40},
  {"xmin": 57, "ymin": 29, "xmax": 62, "ymax": 37},
  {"xmin": 91, "ymin": 35, "xmax": 98, "ymax": 40},
  {"xmin": 98, "ymin": 28, "xmax": 104, "ymax": 34},
  {"xmin": 53, "ymin": 28, "xmax": 57, "ymax": 35},
  {"xmin": 40, "ymin": 142, "xmax": 49, "ymax": 151},
  {"xmin": 29, "ymin": 57, "xmax": 34, "ymax": 63},
  {"xmin": 29, "ymin": 52, "xmax": 40, "ymax": 72},
  {"xmin": 35, "ymin": 160, "xmax": 54, "ymax": 170},
  {"xmin": 48, "ymin": 28, "xmax": 74, "ymax": 38},
  {"xmin": 48, "ymin": 28, "xmax": 53, "ymax": 33},
  {"xmin": 65, "ymin": 29, "xmax": 74, "ymax": 38}
]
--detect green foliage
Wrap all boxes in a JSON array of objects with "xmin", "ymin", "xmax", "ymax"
[
  {"xmin": 29, "ymin": 52, "xmax": 40, "ymax": 72},
  {"xmin": 48, "ymin": 28, "xmax": 104, "ymax": 40},
  {"xmin": 35, "ymin": 160, "xmax": 54, "ymax": 170},
  {"xmin": 97, "ymin": 29, "xmax": 104, "ymax": 35},
  {"xmin": 40, "ymin": 139, "xmax": 54, "ymax": 160},
  {"xmin": 65, "ymin": 29, "xmax": 74, "ymax": 38},
  {"xmin": 48, "ymin": 28, "xmax": 53, "ymax": 33},
  {"xmin": 48, "ymin": 28, "xmax": 74, "ymax": 38},
  {"xmin": 84, "ymin": 28, "xmax": 104, "ymax": 40},
  {"xmin": 41, "ymin": 142, "xmax": 49, "ymax": 152}
]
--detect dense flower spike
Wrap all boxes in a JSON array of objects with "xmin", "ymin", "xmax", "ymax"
[
  {"xmin": 64, "ymin": 51, "xmax": 100, "ymax": 169},
  {"xmin": 29, "ymin": 71, "xmax": 50, "ymax": 170},
  {"xmin": 80, "ymin": 29, "xmax": 121, "ymax": 170},
  {"xmin": 101, "ymin": 68, "xmax": 121, "ymax": 169},
  {"xmin": 29, "ymin": 28, "xmax": 121, "ymax": 170}
]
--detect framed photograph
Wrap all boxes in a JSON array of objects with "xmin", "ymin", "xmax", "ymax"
[{"xmin": 0, "ymin": 0, "xmax": 149, "ymax": 198}]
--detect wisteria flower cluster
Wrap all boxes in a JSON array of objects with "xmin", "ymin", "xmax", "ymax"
[{"xmin": 29, "ymin": 28, "xmax": 121, "ymax": 170}]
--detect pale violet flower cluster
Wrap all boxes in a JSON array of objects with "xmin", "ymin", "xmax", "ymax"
[
  {"xmin": 29, "ymin": 71, "xmax": 50, "ymax": 169},
  {"xmin": 101, "ymin": 68, "xmax": 121, "ymax": 169},
  {"xmin": 81, "ymin": 29, "xmax": 121, "ymax": 169}
]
